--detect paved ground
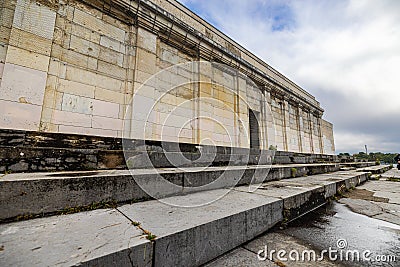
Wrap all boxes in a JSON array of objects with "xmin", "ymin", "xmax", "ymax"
[
  {"xmin": 205, "ymin": 232, "xmax": 341, "ymax": 267},
  {"xmin": 340, "ymin": 168, "xmax": 400, "ymax": 225},
  {"xmin": 205, "ymin": 168, "xmax": 400, "ymax": 267}
]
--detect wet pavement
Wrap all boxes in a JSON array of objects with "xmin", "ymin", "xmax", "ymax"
[
  {"xmin": 206, "ymin": 169, "xmax": 400, "ymax": 266},
  {"xmin": 282, "ymin": 202, "xmax": 400, "ymax": 266},
  {"xmin": 340, "ymin": 168, "xmax": 400, "ymax": 225},
  {"xmin": 206, "ymin": 202, "xmax": 399, "ymax": 267}
]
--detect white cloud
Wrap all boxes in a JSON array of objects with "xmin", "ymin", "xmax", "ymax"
[{"xmin": 179, "ymin": 0, "xmax": 400, "ymax": 153}]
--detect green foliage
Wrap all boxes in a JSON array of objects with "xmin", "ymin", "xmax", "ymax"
[
  {"xmin": 146, "ymin": 232, "xmax": 157, "ymax": 241},
  {"xmin": 132, "ymin": 221, "xmax": 141, "ymax": 227},
  {"xmin": 387, "ymin": 177, "xmax": 400, "ymax": 182},
  {"xmin": 353, "ymin": 152, "xmax": 398, "ymax": 164},
  {"xmin": 269, "ymin": 145, "xmax": 277, "ymax": 151},
  {"xmin": 291, "ymin": 167, "xmax": 297, "ymax": 178}
]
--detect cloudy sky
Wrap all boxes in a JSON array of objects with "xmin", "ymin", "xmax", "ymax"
[{"xmin": 177, "ymin": 0, "xmax": 400, "ymax": 154}]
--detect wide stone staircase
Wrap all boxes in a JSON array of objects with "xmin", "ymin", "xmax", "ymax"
[{"xmin": 0, "ymin": 130, "xmax": 387, "ymax": 266}]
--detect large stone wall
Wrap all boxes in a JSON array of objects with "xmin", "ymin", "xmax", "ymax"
[{"xmin": 0, "ymin": 0, "xmax": 335, "ymax": 155}]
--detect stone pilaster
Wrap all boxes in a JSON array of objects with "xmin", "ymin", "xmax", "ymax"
[
  {"xmin": 131, "ymin": 26, "xmax": 158, "ymax": 140},
  {"xmin": 297, "ymin": 104, "xmax": 304, "ymax": 153},
  {"xmin": 282, "ymin": 98, "xmax": 290, "ymax": 151},
  {"xmin": 308, "ymin": 111, "xmax": 315, "ymax": 154}
]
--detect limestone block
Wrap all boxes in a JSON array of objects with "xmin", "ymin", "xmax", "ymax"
[
  {"xmin": 42, "ymin": 78, "xmax": 63, "ymax": 110},
  {"xmin": 52, "ymin": 109, "xmax": 92, "ymax": 128},
  {"xmin": 45, "ymin": 57, "xmax": 60, "ymax": 77},
  {"xmin": 0, "ymin": 62, "xmax": 4, "ymax": 79},
  {"xmin": 0, "ymin": 99, "xmax": 42, "ymax": 130},
  {"xmin": 95, "ymin": 87, "xmax": 126, "ymax": 104},
  {"xmin": 5, "ymin": 45, "xmax": 49, "ymax": 72},
  {"xmin": 137, "ymin": 28, "xmax": 157, "ymax": 53},
  {"xmin": 70, "ymin": 23, "xmax": 101, "ymax": 44},
  {"xmin": 9, "ymin": 28, "xmax": 52, "ymax": 56},
  {"xmin": 97, "ymin": 60, "xmax": 126, "ymax": 80},
  {"xmin": 135, "ymin": 85, "xmax": 155, "ymax": 102},
  {"xmin": 102, "ymin": 12, "xmax": 130, "ymax": 31},
  {"xmin": 0, "ymin": 44, "xmax": 7, "ymax": 63},
  {"xmin": 13, "ymin": 0, "xmax": 56, "ymax": 40},
  {"xmin": 99, "ymin": 35, "xmax": 124, "ymax": 53},
  {"xmin": 52, "ymin": 24, "xmax": 69, "ymax": 47},
  {"xmin": 69, "ymin": 35, "xmax": 100, "ymax": 58},
  {"xmin": 123, "ymin": 53, "xmax": 136, "ymax": 70},
  {"xmin": 0, "ymin": 25, "xmax": 12, "ymax": 44},
  {"xmin": 73, "ymin": 8, "xmax": 125, "ymax": 42},
  {"xmin": 0, "ymin": 7, "xmax": 14, "ymax": 30},
  {"xmin": 99, "ymin": 46, "xmax": 124, "ymax": 67},
  {"xmin": 92, "ymin": 99, "xmax": 119, "ymax": 119},
  {"xmin": 95, "ymin": 74, "xmax": 124, "ymax": 92},
  {"xmin": 92, "ymin": 116, "xmax": 122, "ymax": 130},
  {"xmin": 59, "ymin": 48, "xmax": 98, "ymax": 71},
  {"xmin": 0, "ymin": 63, "xmax": 46, "ymax": 105},
  {"xmin": 135, "ymin": 69, "xmax": 154, "ymax": 84},
  {"xmin": 160, "ymin": 48, "xmax": 179, "ymax": 64},
  {"xmin": 137, "ymin": 48, "xmax": 157, "ymax": 72},
  {"xmin": 65, "ymin": 65, "xmax": 97, "ymax": 86},
  {"xmin": 57, "ymin": 78, "xmax": 95, "ymax": 98},
  {"xmin": 61, "ymin": 93, "xmax": 93, "ymax": 115},
  {"xmin": 58, "ymin": 124, "xmax": 118, "ymax": 138}
]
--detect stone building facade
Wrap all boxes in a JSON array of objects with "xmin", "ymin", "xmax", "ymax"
[{"xmin": 0, "ymin": 0, "xmax": 335, "ymax": 155}]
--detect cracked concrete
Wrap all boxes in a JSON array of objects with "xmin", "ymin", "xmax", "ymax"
[
  {"xmin": 0, "ymin": 209, "xmax": 153, "ymax": 266},
  {"xmin": 339, "ymin": 168, "xmax": 400, "ymax": 226}
]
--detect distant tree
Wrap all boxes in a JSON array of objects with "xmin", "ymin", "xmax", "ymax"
[{"xmin": 353, "ymin": 152, "xmax": 398, "ymax": 163}]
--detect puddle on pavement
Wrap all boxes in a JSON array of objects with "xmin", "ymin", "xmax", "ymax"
[{"xmin": 279, "ymin": 202, "xmax": 400, "ymax": 266}]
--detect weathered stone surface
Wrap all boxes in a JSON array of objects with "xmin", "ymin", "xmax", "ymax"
[
  {"xmin": 0, "ymin": 63, "xmax": 46, "ymax": 105},
  {"xmin": 118, "ymin": 189, "xmax": 283, "ymax": 267},
  {"xmin": 204, "ymin": 247, "xmax": 277, "ymax": 267},
  {"xmin": 0, "ymin": 209, "xmax": 153, "ymax": 267},
  {"xmin": 0, "ymin": 167, "xmax": 371, "ymax": 266},
  {"xmin": 244, "ymin": 232, "xmax": 339, "ymax": 267},
  {"xmin": 0, "ymin": 129, "xmax": 341, "ymax": 173},
  {"xmin": 0, "ymin": 169, "xmax": 184, "ymax": 220},
  {"xmin": 339, "ymin": 198, "xmax": 383, "ymax": 217},
  {"xmin": 0, "ymin": 163, "xmax": 349, "ymax": 221}
]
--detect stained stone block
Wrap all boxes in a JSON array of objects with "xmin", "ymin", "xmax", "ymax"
[{"xmin": 0, "ymin": 209, "xmax": 153, "ymax": 266}]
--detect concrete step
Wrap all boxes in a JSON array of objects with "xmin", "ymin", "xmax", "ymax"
[
  {"xmin": 0, "ymin": 163, "xmax": 341, "ymax": 222},
  {"xmin": 0, "ymin": 170, "xmax": 369, "ymax": 267},
  {"xmin": 340, "ymin": 162, "xmax": 376, "ymax": 168},
  {"xmin": 356, "ymin": 164, "xmax": 392, "ymax": 174}
]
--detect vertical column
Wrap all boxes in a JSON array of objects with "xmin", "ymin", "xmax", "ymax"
[
  {"xmin": 121, "ymin": 24, "xmax": 138, "ymax": 138},
  {"xmin": 282, "ymin": 98, "xmax": 290, "ymax": 151},
  {"xmin": 192, "ymin": 60, "xmax": 200, "ymax": 145},
  {"xmin": 130, "ymin": 26, "xmax": 158, "ymax": 140},
  {"xmin": 308, "ymin": 111, "xmax": 314, "ymax": 154},
  {"xmin": 317, "ymin": 115, "xmax": 324, "ymax": 154},
  {"xmin": 260, "ymin": 89, "xmax": 269, "ymax": 150},
  {"xmin": 237, "ymin": 75, "xmax": 248, "ymax": 148},
  {"xmin": 0, "ymin": 0, "xmax": 56, "ymax": 131},
  {"xmin": 264, "ymin": 91, "xmax": 275, "ymax": 150},
  {"xmin": 297, "ymin": 104, "xmax": 304, "ymax": 153},
  {"xmin": 198, "ymin": 60, "xmax": 213, "ymax": 145}
]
